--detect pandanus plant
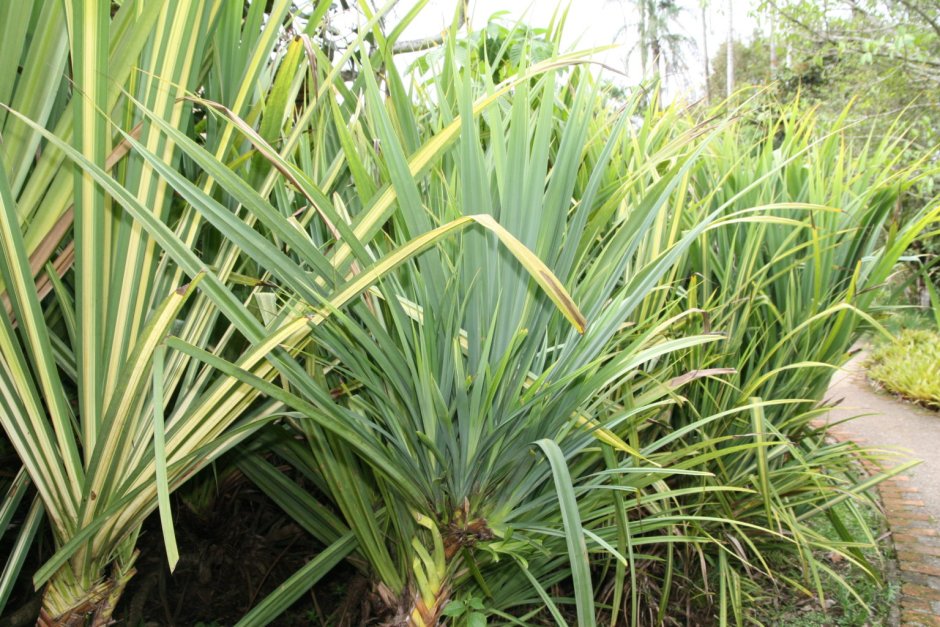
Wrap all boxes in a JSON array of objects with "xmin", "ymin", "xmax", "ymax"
[
  {"xmin": 0, "ymin": 0, "xmax": 457, "ymax": 621},
  {"xmin": 169, "ymin": 30, "xmax": 779, "ymax": 621},
  {"xmin": 0, "ymin": 1, "xmax": 317, "ymax": 619}
]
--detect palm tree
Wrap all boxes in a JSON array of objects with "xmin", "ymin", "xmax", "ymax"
[{"xmin": 609, "ymin": 0, "xmax": 690, "ymax": 88}]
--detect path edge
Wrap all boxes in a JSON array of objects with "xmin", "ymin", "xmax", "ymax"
[{"xmin": 815, "ymin": 419, "xmax": 940, "ymax": 626}]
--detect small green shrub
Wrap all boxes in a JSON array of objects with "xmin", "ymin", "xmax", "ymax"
[{"xmin": 869, "ymin": 330, "xmax": 940, "ymax": 410}]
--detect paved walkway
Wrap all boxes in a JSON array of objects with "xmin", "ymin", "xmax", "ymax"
[{"xmin": 823, "ymin": 352, "xmax": 940, "ymax": 626}]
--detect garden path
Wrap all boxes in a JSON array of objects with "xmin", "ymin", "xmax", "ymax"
[
  {"xmin": 823, "ymin": 352, "xmax": 940, "ymax": 625},
  {"xmin": 825, "ymin": 351, "xmax": 940, "ymax": 528}
]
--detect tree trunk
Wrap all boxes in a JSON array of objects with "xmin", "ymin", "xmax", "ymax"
[
  {"xmin": 726, "ymin": 0, "xmax": 734, "ymax": 98},
  {"xmin": 651, "ymin": 37, "xmax": 663, "ymax": 85},
  {"xmin": 769, "ymin": 7, "xmax": 778, "ymax": 78},
  {"xmin": 702, "ymin": 3, "xmax": 711, "ymax": 103},
  {"xmin": 639, "ymin": 0, "xmax": 649, "ymax": 79}
]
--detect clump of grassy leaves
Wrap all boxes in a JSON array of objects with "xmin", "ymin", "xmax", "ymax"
[
  {"xmin": 750, "ymin": 501, "xmax": 898, "ymax": 626},
  {"xmin": 868, "ymin": 329, "xmax": 940, "ymax": 410}
]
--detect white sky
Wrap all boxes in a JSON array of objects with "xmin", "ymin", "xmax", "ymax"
[{"xmin": 392, "ymin": 0, "xmax": 761, "ymax": 100}]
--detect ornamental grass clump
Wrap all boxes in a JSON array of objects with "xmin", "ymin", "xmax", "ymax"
[
  {"xmin": 869, "ymin": 329, "xmax": 940, "ymax": 409},
  {"xmin": 614, "ymin": 103, "xmax": 940, "ymax": 617}
]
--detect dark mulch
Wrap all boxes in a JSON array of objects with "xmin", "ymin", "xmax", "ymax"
[
  {"xmin": 0, "ymin": 466, "xmax": 369, "ymax": 627},
  {"xmin": 117, "ymin": 473, "xmax": 324, "ymax": 626}
]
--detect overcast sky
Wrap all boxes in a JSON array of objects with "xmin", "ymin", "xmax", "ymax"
[{"xmin": 391, "ymin": 0, "xmax": 761, "ymax": 99}]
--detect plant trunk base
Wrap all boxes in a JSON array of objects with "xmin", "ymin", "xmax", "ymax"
[{"xmin": 37, "ymin": 558, "xmax": 136, "ymax": 627}]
